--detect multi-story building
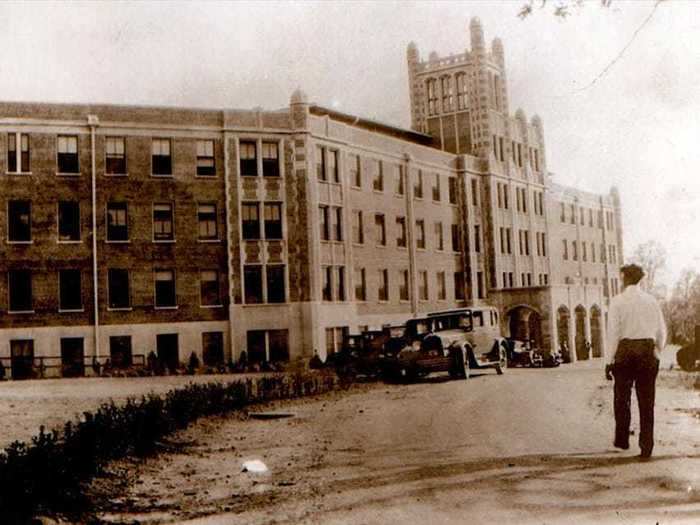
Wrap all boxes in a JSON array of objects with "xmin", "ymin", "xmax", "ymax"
[{"xmin": 0, "ymin": 18, "xmax": 623, "ymax": 378}]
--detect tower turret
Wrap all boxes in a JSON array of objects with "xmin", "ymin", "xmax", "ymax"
[
  {"xmin": 470, "ymin": 17, "xmax": 485, "ymax": 55},
  {"xmin": 406, "ymin": 42, "xmax": 422, "ymax": 131},
  {"xmin": 491, "ymin": 38, "xmax": 504, "ymax": 68}
]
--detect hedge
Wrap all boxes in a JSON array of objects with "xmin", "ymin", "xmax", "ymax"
[{"xmin": 0, "ymin": 371, "xmax": 340, "ymax": 524}]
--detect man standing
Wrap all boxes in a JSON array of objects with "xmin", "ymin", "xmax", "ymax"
[{"xmin": 605, "ymin": 264, "xmax": 667, "ymax": 459}]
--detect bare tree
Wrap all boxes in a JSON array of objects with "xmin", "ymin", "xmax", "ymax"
[{"xmin": 629, "ymin": 240, "xmax": 666, "ymax": 297}]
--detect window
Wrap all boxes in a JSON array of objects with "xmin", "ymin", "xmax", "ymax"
[
  {"xmin": 325, "ymin": 327, "xmax": 348, "ymax": 358},
  {"xmin": 378, "ymin": 269, "xmax": 389, "ymax": 301},
  {"xmin": 416, "ymin": 220, "xmax": 425, "ymax": 249},
  {"xmin": 105, "ymin": 137, "xmax": 126, "ymax": 175},
  {"xmin": 267, "ymin": 265, "xmax": 286, "ymax": 303},
  {"xmin": 202, "ymin": 332, "xmax": 224, "ymax": 367},
  {"xmin": 242, "ymin": 203, "xmax": 261, "ymax": 240},
  {"xmin": 451, "ymin": 224, "xmax": 460, "ymax": 252},
  {"xmin": 435, "ymin": 222, "xmax": 444, "ymax": 251},
  {"xmin": 58, "ymin": 201, "xmax": 80, "ymax": 242},
  {"xmin": 108, "ymin": 269, "xmax": 130, "ymax": 309},
  {"xmin": 570, "ymin": 204, "xmax": 576, "ymax": 225},
  {"xmin": 437, "ymin": 272, "xmax": 446, "ymax": 300},
  {"xmin": 110, "ymin": 336, "xmax": 133, "ymax": 368},
  {"xmin": 154, "ymin": 269, "xmax": 176, "ymax": 308},
  {"xmin": 322, "ymin": 266, "xmax": 332, "ymax": 301},
  {"xmin": 200, "ymin": 270, "xmax": 221, "ymax": 306},
  {"xmin": 476, "ymin": 271, "xmax": 484, "ymax": 299},
  {"xmin": 399, "ymin": 269, "xmax": 409, "ymax": 301},
  {"xmin": 316, "ymin": 145, "xmax": 326, "ymax": 181},
  {"xmin": 264, "ymin": 203, "xmax": 283, "ymax": 239},
  {"xmin": 153, "ymin": 203, "xmax": 174, "ymax": 241},
  {"xmin": 244, "ymin": 266, "xmax": 263, "ymax": 304},
  {"xmin": 57, "ymin": 135, "xmax": 79, "ymax": 173},
  {"xmin": 414, "ymin": 170, "xmax": 423, "ymax": 199},
  {"xmin": 350, "ymin": 154, "xmax": 361, "ymax": 188},
  {"xmin": 335, "ymin": 266, "xmax": 345, "ymax": 301},
  {"xmin": 262, "ymin": 142, "xmax": 279, "ymax": 177},
  {"xmin": 396, "ymin": 217, "xmax": 407, "ymax": 248},
  {"xmin": 474, "ymin": 225, "xmax": 481, "ymax": 253},
  {"xmin": 454, "ymin": 271, "xmax": 465, "ymax": 301},
  {"xmin": 432, "ymin": 173, "xmax": 441, "ymax": 201},
  {"xmin": 588, "ymin": 208, "xmax": 594, "ymax": 227},
  {"xmin": 372, "ymin": 160, "xmax": 383, "ymax": 191},
  {"xmin": 59, "ymin": 269, "xmax": 82, "ymax": 311},
  {"xmin": 197, "ymin": 203, "xmax": 218, "ymax": 240},
  {"xmin": 351, "ymin": 210, "xmax": 364, "ymax": 244},
  {"xmin": 560, "ymin": 203, "xmax": 566, "ymax": 223},
  {"xmin": 471, "ymin": 179, "xmax": 479, "ymax": 206},
  {"xmin": 151, "ymin": 138, "xmax": 171, "ymax": 176},
  {"xmin": 395, "ymin": 165, "xmax": 405, "ymax": 195},
  {"xmin": 8, "ymin": 133, "xmax": 30, "ymax": 173},
  {"xmin": 196, "ymin": 139, "xmax": 215, "ymax": 176},
  {"xmin": 419, "ymin": 271, "xmax": 428, "ymax": 300},
  {"xmin": 240, "ymin": 141, "xmax": 257, "ymax": 176},
  {"xmin": 355, "ymin": 268, "xmax": 366, "ymax": 301},
  {"xmin": 8, "ymin": 270, "xmax": 32, "ymax": 312},
  {"xmin": 375, "ymin": 213, "xmax": 386, "ymax": 246},
  {"xmin": 580, "ymin": 207, "xmax": 585, "ymax": 225},
  {"xmin": 591, "ymin": 243, "xmax": 596, "ymax": 262},
  {"xmin": 328, "ymin": 149, "xmax": 339, "ymax": 183},
  {"xmin": 331, "ymin": 207, "xmax": 343, "ymax": 241},
  {"xmin": 563, "ymin": 239, "xmax": 568, "ymax": 260},
  {"xmin": 572, "ymin": 241, "xmax": 578, "ymax": 261},
  {"xmin": 8, "ymin": 200, "xmax": 31, "ymax": 242},
  {"xmin": 441, "ymin": 76, "xmax": 452, "ymax": 111},
  {"xmin": 247, "ymin": 330, "xmax": 289, "ymax": 363},
  {"xmin": 106, "ymin": 202, "xmax": 128, "ymax": 241},
  {"xmin": 500, "ymin": 227, "xmax": 506, "ymax": 254},
  {"xmin": 448, "ymin": 177, "xmax": 457, "ymax": 204},
  {"xmin": 456, "ymin": 73, "xmax": 467, "ymax": 109},
  {"xmin": 582, "ymin": 242, "xmax": 587, "ymax": 261},
  {"xmin": 524, "ymin": 230, "xmax": 530, "ymax": 256},
  {"xmin": 427, "ymin": 78, "xmax": 438, "ymax": 115},
  {"xmin": 319, "ymin": 205, "xmax": 330, "ymax": 241}
]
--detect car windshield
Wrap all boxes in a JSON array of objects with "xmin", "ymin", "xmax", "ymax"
[
  {"xmin": 413, "ymin": 320, "xmax": 431, "ymax": 335},
  {"xmin": 432, "ymin": 313, "xmax": 471, "ymax": 332}
]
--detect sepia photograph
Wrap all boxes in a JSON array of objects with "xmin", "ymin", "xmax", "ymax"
[{"xmin": 0, "ymin": 0, "xmax": 698, "ymax": 524}]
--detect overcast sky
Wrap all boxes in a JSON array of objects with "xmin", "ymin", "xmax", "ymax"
[{"xmin": 0, "ymin": 0, "xmax": 696, "ymax": 288}]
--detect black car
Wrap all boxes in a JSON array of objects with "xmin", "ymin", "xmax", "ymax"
[{"xmin": 330, "ymin": 327, "xmax": 405, "ymax": 379}]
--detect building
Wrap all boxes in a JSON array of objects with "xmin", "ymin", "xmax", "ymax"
[{"xmin": 0, "ymin": 18, "xmax": 622, "ymax": 379}]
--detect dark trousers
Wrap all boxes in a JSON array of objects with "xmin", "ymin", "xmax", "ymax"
[{"xmin": 613, "ymin": 339, "xmax": 659, "ymax": 454}]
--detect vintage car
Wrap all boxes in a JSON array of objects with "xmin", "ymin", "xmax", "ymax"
[
  {"xmin": 330, "ymin": 326, "xmax": 405, "ymax": 379},
  {"xmin": 381, "ymin": 307, "xmax": 508, "ymax": 382}
]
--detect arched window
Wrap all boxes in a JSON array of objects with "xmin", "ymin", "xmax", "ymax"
[
  {"xmin": 441, "ymin": 76, "xmax": 453, "ymax": 112},
  {"xmin": 427, "ymin": 79, "xmax": 438, "ymax": 115}
]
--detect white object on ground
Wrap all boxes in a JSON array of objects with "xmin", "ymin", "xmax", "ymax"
[{"xmin": 242, "ymin": 459, "xmax": 269, "ymax": 473}]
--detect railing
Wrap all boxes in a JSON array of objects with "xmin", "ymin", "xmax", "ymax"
[{"xmin": 0, "ymin": 354, "xmax": 146, "ymax": 380}]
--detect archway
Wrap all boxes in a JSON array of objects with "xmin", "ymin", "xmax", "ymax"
[
  {"xmin": 507, "ymin": 305, "xmax": 543, "ymax": 348},
  {"xmin": 575, "ymin": 305, "xmax": 587, "ymax": 361},
  {"xmin": 590, "ymin": 306, "xmax": 602, "ymax": 358},
  {"xmin": 557, "ymin": 306, "xmax": 571, "ymax": 362}
]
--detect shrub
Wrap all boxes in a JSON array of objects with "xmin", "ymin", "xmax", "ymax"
[{"xmin": 0, "ymin": 370, "xmax": 339, "ymax": 523}]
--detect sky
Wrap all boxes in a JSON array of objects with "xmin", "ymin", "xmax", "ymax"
[{"xmin": 0, "ymin": 0, "xmax": 697, "ymax": 288}]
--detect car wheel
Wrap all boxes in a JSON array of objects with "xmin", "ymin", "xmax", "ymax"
[
  {"xmin": 498, "ymin": 345, "xmax": 507, "ymax": 373},
  {"xmin": 460, "ymin": 347, "xmax": 471, "ymax": 380}
]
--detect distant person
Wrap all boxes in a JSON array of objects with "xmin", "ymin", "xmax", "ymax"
[{"xmin": 605, "ymin": 264, "xmax": 667, "ymax": 459}]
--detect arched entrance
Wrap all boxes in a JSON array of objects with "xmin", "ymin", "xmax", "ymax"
[
  {"xmin": 575, "ymin": 305, "xmax": 587, "ymax": 361},
  {"xmin": 590, "ymin": 306, "xmax": 602, "ymax": 358},
  {"xmin": 557, "ymin": 306, "xmax": 571, "ymax": 362},
  {"xmin": 507, "ymin": 305, "xmax": 543, "ymax": 348}
]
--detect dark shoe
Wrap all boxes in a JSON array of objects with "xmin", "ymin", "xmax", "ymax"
[
  {"xmin": 638, "ymin": 453, "xmax": 652, "ymax": 462},
  {"xmin": 614, "ymin": 440, "xmax": 630, "ymax": 450},
  {"xmin": 640, "ymin": 448, "xmax": 652, "ymax": 459}
]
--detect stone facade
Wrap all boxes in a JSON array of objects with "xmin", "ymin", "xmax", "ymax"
[{"xmin": 0, "ymin": 19, "xmax": 623, "ymax": 378}]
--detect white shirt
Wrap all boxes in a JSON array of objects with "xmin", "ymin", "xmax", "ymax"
[{"xmin": 605, "ymin": 284, "xmax": 667, "ymax": 365}]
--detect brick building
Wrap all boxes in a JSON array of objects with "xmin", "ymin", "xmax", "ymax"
[{"xmin": 0, "ymin": 18, "xmax": 622, "ymax": 378}]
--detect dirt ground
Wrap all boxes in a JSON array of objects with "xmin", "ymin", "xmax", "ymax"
[
  {"xmin": 0, "ymin": 373, "xmax": 251, "ymax": 447},
  {"xmin": 89, "ymin": 360, "xmax": 700, "ymax": 525}
]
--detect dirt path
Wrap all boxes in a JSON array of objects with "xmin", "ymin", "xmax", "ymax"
[{"xmin": 94, "ymin": 361, "xmax": 700, "ymax": 525}]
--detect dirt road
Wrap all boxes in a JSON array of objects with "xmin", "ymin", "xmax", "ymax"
[{"xmin": 95, "ymin": 360, "xmax": 700, "ymax": 525}]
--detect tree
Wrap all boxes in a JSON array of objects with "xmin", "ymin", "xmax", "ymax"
[
  {"xmin": 629, "ymin": 240, "xmax": 666, "ymax": 297},
  {"xmin": 665, "ymin": 268, "xmax": 700, "ymax": 345},
  {"xmin": 517, "ymin": 0, "xmax": 656, "ymax": 19}
]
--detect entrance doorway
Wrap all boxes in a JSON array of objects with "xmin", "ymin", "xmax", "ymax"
[
  {"xmin": 157, "ymin": 334, "xmax": 179, "ymax": 372},
  {"xmin": 10, "ymin": 339, "xmax": 34, "ymax": 380},
  {"xmin": 507, "ymin": 306, "xmax": 543, "ymax": 348},
  {"xmin": 575, "ymin": 305, "xmax": 587, "ymax": 361},
  {"xmin": 557, "ymin": 306, "xmax": 571, "ymax": 362},
  {"xmin": 60, "ymin": 338, "xmax": 85, "ymax": 377}
]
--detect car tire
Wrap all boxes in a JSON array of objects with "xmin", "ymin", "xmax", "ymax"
[
  {"xmin": 496, "ymin": 346, "xmax": 507, "ymax": 375},
  {"xmin": 457, "ymin": 346, "xmax": 470, "ymax": 380}
]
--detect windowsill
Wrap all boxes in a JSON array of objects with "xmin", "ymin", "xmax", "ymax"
[
  {"xmin": 195, "ymin": 174, "xmax": 218, "ymax": 179},
  {"xmin": 394, "ymin": 193, "xmax": 405, "ymax": 198},
  {"xmin": 8, "ymin": 310, "xmax": 35, "ymax": 314},
  {"xmin": 399, "ymin": 299, "xmax": 410, "ymax": 304},
  {"xmin": 6, "ymin": 171, "xmax": 32, "ymax": 176},
  {"xmin": 153, "ymin": 239, "xmax": 176, "ymax": 244},
  {"xmin": 397, "ymin": 245, "xmax": 407, "ymax": 250},
  {"xmin": 262, "ymin": 174, "xmax": 282, "ymax": 179},
  {"xmin": 416, "ymin": 247, "xmax": 426, "ymax": 251},
  {"xmin": 155, "ymin": 306, "xmax": 179, "ymax": 310},
  {"xmin": 352, "ymin": 242, "xmax": 365, "ymax": 247},
  {"xmin": 56, "ymin": 172, "xmax": 81, "ymax": 177},
  {"xmin": 198, "ymin": 239, "xmax": 221, "ymax": 243},
  {"xmin": 150, "ymin": 174, "xmax": 174, "ymax": 178},
  {"xmin": 372, "ymin": 189, "xmax": 384, "ymax": 194},
  {"xmin": 107, "ymin": 307, "xmax": 132, "ymax": 312},
  {"xmin": 105, "ymin": 240, "xmax": 131, "ymax": 244},
  {"xmin": 375, "ymin": 244, "xmax": 387, "ymax": 249},
  {"xmin": 414, "ymin": 196, "xmax": 424, "ymax": 201},
  {"xmin": 59, "ymin": 308, "xmax": 85, "ymax": 313},
  {"xmin": 200, "ymin": 304, "xmax": 224, "ymax": 309},
  {"xmin": 105, "ymin": 173, "xmax": 128, "ymax": 177},
  {"xmin": 351, "ymin": 185, "xmax": 362, "ymax": 191},
  {"xmin": 241, "ymin": 174, "xmax": 259, "ymax": 178},
  {"xmin": 242, "ymin": 302, "xmax": 290, "ymax": 307},
  {"xmin": 432, "ymin": 200, "xmax": 441, "ymax": 204},
  {"xmin": 377, "ymin": 300, "xmax": 389, "ymax": 304},
  {"xmin": 58, "ymin": 240, "xmax": 82, "ymax": 244},
  {"xmin": 7, "ymin": 240, "xmax": 33, "ymax": 245}
]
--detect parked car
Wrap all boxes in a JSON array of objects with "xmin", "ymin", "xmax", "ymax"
[
  {"xmin": 330, "ymin": 326, "xmax": 405, "ymax": 379},
  {"xmin": 506, "ymin": 339, "xmax": 534, "ymax": 367},
  {"xmin": 381, "ymin": 307, "xmax": 508, "ymax": 382}
]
